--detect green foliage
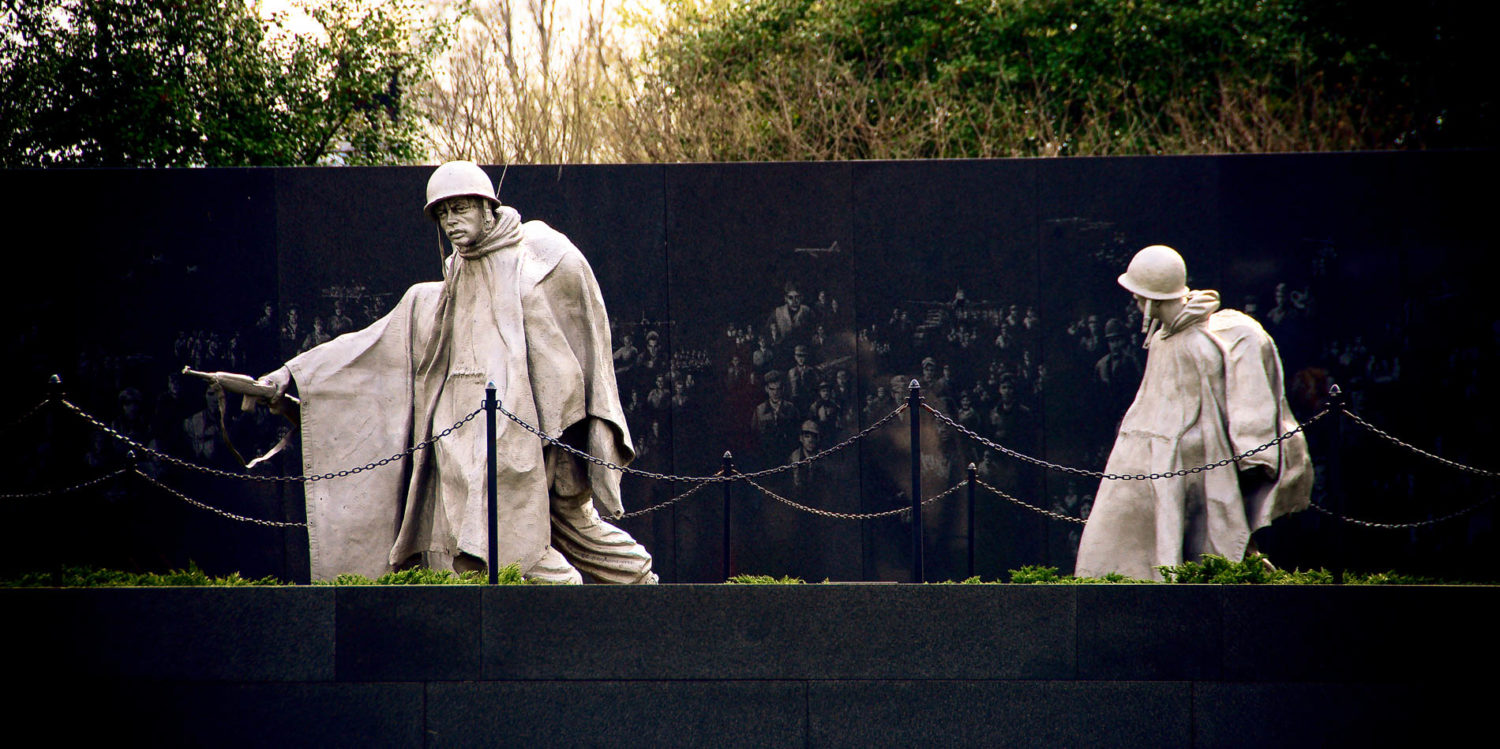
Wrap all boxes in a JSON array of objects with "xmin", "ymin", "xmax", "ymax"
[
  {"xmin": 636, "ymin": 0, "xmax": 1489, "ymax": 160},
  {"xmin": 1344, "ymin": 570, "xmax": 1449, "ymax": 586},
  {"xmin": 1, "ymin": 562, "xmax": 282, "ymax": 587},
  {"xmin": 1159, "ymin": 553, "xmax": 1282, "ymax": 584},
  {"xmin": 726, "ymin": 574, "xmax": 806, "ymax": 584},
  {"xmin": 1, "ymin": 562, "xmax": 534, "ymax": 587},
  {"xmin": 1008, "ymin": 565, "xmax": 1063, "ymax": 584},
  {"xmin": 315, "ymin": 564, "xmax": 529, "ymax": 585},
  {"xmin": 1001, "ymin": 556, "xmax": 1463, "ymax": 585},
  {"xmin": 1, "ymin": 0, "xmax": 448, "ymax": 167},
  {"xmin": 1008, "ymin": 565, "xmax": 1146, "ymax": 584},
  {"xmin": 1156, "ymin": 555, "xmax": 1456, "ymax": 585}
]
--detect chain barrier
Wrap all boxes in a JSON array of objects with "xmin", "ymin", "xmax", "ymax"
[
  {"xmin": 26, "ymin": 386, "xmax": 1500, "ymax": 535},
  {"xmin": 496, "ymin": 399, "xmax": 910, "ymax": 484},
  {"xmin": 1338, "ymin": 407, "xmax": 1500, "ymax": 480},
  {"xmin": 741, "ymin": 474, "xmax": 966, "ymax": 520},
  {"xmin": 617, "ymin": 475, "xmax": 719, "ymax": 519},
  {"xmin": 129, "ymin": 468, "xmax": 307, "ymax": 528},
  {"xmin": 3, "ymin": 399, "xmax": 52, "ymax": 434},
  {"xmin": 923, "ymin": 401, "xmax": 1331, "ymax": 481},
  {"xmin": 0, "ymin": 468, "xmax": 128, "ymax": 500},
  {"xmin": 973, "ymin": 476, "xmax": 1088, "ymax": 525},
  {"xmin": 1306, "ymin": 495, "xmax": 1496, "ymax": 530},
  {"xmin": 60, "ymin": 399, "xmax": 481, "ymax": 483}
]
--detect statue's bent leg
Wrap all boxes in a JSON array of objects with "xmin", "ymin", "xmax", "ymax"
[
  {"xmin": 545, "ymin": 445, "xmax": 658, "ymax": 584},
  {"xmin": 525, "ymin": 546, "xmax": 584, "ymax": 584},
  {"xmin": 550, "ymin": 495, "xmax": 657, "ymax": 584}
]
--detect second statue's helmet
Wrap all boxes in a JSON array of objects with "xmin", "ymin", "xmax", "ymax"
[
  {"xmin": 424, "ymin": 160, "xmax": 499, "ymax": 220},
  {"xmin": 1118, "ymin": 245, "xmax": 1190, "ymax": 300}
]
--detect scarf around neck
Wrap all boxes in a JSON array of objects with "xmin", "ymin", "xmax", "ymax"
[{"xmin": 417, "ymin": 205, "xmax": 524, "ymax": 389}]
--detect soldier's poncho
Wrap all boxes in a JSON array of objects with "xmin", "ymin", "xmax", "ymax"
[
  {"xmin": 286, "ymin": 208, "xmax": 648, "ymax": 581},
  {"xmin": 1074, "ymin": 290, "xmax": 1312, "ymax": 581}
]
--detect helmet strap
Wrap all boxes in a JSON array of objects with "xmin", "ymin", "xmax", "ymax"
[
  {"xmin": 435, "ymin": 226, "xmax": 449, "ymax": 280},
  {"xmin": 1141, "ymin": 299, "xmax": 1159, "ymax": 349}
]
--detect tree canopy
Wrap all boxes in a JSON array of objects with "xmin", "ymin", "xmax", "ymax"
[
  {"xmin": 618, "ymin": 0, "xmax": 1491, "ymax": 161},
  {"xmin": 1, "ymin": 0, "xmax": 446, "ymax": 167}
]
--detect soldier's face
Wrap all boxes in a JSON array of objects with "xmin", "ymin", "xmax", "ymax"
[
  {"xmin": 434, "ymin": 197, "xmax": 488, "ymax": 247},
  {"xmin": 1134, "ymin": 294, "xmax": 1151, "ymax": 318}
]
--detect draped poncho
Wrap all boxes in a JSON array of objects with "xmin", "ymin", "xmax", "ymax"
[
  {"xmin": 1074, "ymin": 290, "xmax": 1312, "ymax": 581},
  {"xmin": 286, "ymin": 210, "xmax": 633, "ymax": 580}
]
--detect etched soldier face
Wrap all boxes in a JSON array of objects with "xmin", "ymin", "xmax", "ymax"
[
  {"xmin": 999, "ymin": 380, "xmax": 1015, "ymax": 403},
  {"xmin": 433, "ymin": 197, "xmax": 489, "ymax": 247}
]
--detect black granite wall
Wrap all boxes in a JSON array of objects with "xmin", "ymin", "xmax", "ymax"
[
  {"xmin": 5, "ymin": 585, "xmax": 1489, "ymax": 747},
  {"xmin": 3, "ymin": 152, "xmax": 1494, "ymax": 583}
]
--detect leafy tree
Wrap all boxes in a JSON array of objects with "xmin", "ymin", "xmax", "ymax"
[
  {"xmin": 622, "ymin": 0, "xmax": 1490, "ymax": 161},
  {"xmin": 1, "ymin": 0, "xmax": 448, "ymax": 167}
]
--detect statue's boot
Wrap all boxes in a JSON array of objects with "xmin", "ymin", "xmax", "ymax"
[
  {"xmin": 551, "ymin": 497, "xmax": 658, "ymax": 584},
  {"xmin": 524, "ymin": 546, "xmax": 584, "ymax": 584}
]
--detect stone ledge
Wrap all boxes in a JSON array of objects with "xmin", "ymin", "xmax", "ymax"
[{"xmin": 7, "ymin": 585, "xmax": 1494, "ymax": 684}]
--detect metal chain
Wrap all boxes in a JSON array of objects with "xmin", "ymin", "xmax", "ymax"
[
  {"xmin": 923, "ymin": 401, "xmax": 1330, "ymax": 481},
  {"xmin": 0, "ymin": 468, "xmax": 128, "ymax": 499},
  {"xmin": 129, "ymin": 469, "xmax": 307, "ymax": 528},
  {"xmin": 496, "ymin": 400, "xmax": 910, "ymax": 483},
  {"xmin": 60, "ymin": 399, "xmax": 480, "ymax": 483},
  {"xmin": 974, "ymin": 476, "xmax": 1088, "ymax": 525},
  {"xmin": 1339, "ymin": 407, "xmax": 1500, "ymax": 479},
  {"xmin": 3, "ymin": 398, "xmax": 53, "ymax": 434},
  {"xmin": 617, "ymin": 477, "xmax": 718, "ymax": 519},
  {"xmin": 1306, "ymin": 494, "xmax": 1496, "ymax": 530},
  {"xmin": 742, "ymin": 474, "xmax": 965, "ymax": 520}
]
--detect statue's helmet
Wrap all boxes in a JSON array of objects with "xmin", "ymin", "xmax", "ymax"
[
  {"xmin": 424, "ymin": 160, "xmax": 499, "ymax": 220},
  {"xmin": 1118, "ymin": 245, "xmax": 1190, "ymax": 300}
]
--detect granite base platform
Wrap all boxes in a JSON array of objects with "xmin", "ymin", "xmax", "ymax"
[{"xmin": 5, "ymin": 585, "xmax": 1488, "ymax": 747}]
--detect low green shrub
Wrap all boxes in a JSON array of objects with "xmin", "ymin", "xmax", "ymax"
[
  {"xmin": 2, "ymin": 562, "xmax": 282, "ymax": 587},
  {"xmin": 316, "ymin": 565, "xmax": 527, "ymax": 585},
  {"xmin": 1007, "ymin": 565, "xmax": 1145, "ymax": 584},
  {"xmin": 726, "ymin": 574, "xmax": 805, "ymax": 584}
]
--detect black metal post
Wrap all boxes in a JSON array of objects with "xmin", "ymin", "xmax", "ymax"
[
  {"xmin": 1328, "ymin": 384, "xmax": 1346, "ymax": 585},
  {"xmin": 485, "ymin": 383, "xmax": 499, "ymax": 585},
  {"xmin": 722, "ymin": 451, "xmax": 734, "ymax": 582},
  {"xmin": 49, "ymin": 375, "xmax": 65, "ymax": 587},
  {"xmin": 967, "ymin": 461, "xmax": 977, "ymax": 579},
  {"xmin": 908, "ymin": 379, "xmax": 924, "ymax": 583}
]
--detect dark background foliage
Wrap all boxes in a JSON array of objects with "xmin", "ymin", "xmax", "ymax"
[{"xmin": 636, "ymin": 0, "xmax": 1491, "ymax": 160}]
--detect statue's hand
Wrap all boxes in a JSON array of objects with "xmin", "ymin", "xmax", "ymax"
[{"xmin": 256, "ymin": 367, "xmax": 292, "ymax": 405}]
